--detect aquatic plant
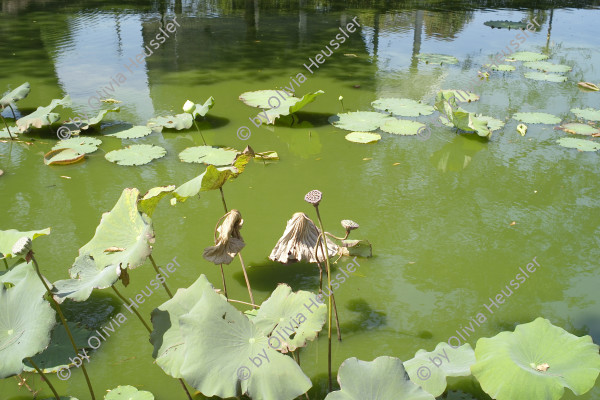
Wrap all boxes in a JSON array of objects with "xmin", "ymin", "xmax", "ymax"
[
  {"xmin": 16, "ymin": 95, "xmax": 71, "ymax": 132},
  {"xmin": 240, "ymin": 89, "xmax": 324, "ymax": 125},
  {"xmin": 182, "ymin": 97, "xmax": 214, "ymax": 145},
  {"xmin": 105, "ymin": 144, "xmax": 167, "ymax": 166},
  {"xmin": 0, "ymin": 82, "xmax": 30, "ymax": 139}
]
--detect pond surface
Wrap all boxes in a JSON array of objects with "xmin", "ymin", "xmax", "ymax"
[{"xmin": 1, "ymin": 0, "xmax": 599, "ymax": 399}]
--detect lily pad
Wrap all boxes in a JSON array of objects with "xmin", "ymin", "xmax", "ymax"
[
  {"xmin": 324, "ymin": 356, "xmax": 435, "ymax": 400},
  {"xmin": 404, "ymin": 342, "xmax": 476, "ymax": 397},
  {"xmin": 179, "ymin": 146, "xmax": 238, "ymax": 166},
  {"xmin": 105, "ymin": 125, "xmax": 154, "ymax": 139},
  {"xmin": 329, "ymin": 111, "xmax": 393, "ymax": 132},
  {"xmin": 476, "ymin": 115, "xmax": 505, "ymax": 132},
  {"xmin": 0, "ymin": 82, "xmax": 30, "ymax": 107},
  {"xmin": 371, "ymin": 98, "xmax": 434, "ymax": 117},
  {"xmin": 52, "ymin": 137, "xmax": 102, "ymax": 154},
  {"xmin": 570, "ymin": 108, "xmax": 600, "ymax": 122},
  {"xmin": 44, "ymin": 148, "xmax": 85, "ymax": 165},
  {"xmin": 345, "ymin": 132, "xmax": 381, "ymax": 144},
  {"xmin": 556, "ymin": 137, "xmax": 600, "ymax": 152},
  {"xmin": 512, "ymin": 112, "xmax": 561, "ymax": 124},
  {"xmin": 105, "ymin": 386, "xmax": 154, "ymax": 400},
  {"xmin": 183, "ymin": 97, "xmax": 215, "ymax": 119},
  {"xmin": 380, "ymin": 119, "xmax": 426, "ymax": 136},
  {"xmin": 524, "ymin": 72, "xmax": 568, "ymax": 82},
  {"xmin": 172, "ymin": 165, "xmax": 237, "ymax": 203},
  {"xmin": 138, "ymin": 186, "xmax": 176, "ymax": 217},
  {"xmin": 16, "ymin": 96, "xmax": 71, "ymax": 131},
  {"xmin": 511, "ymin": 51, "xmax": 549, "ymax": 61},
  {"xmin": 439, "ymin": 90, "xmax": 480, "ymax": 102},
  {"xmin": 239, "ymin": 90, "xmax": 283, "ymax": 108},
  {"xmin": 147, "ymin": 113, "xmax": 193, "ymax": 130},
  {"xmin": 524, "ymin": 61, "xmax": 572, "ymax": 73},
  {"xmin": 416, "ymin": 53, "xmax": 459, "ymax": 65},
  {"xmin": 486, "ymin": 64, "xmax": 516, "ymax": 72},
  {"xmin": 260, "ymin": 91, "xmax": 325, "ymax": 124},
  {"xmin": 434, "ymin": 92, "xmax": 493, "ymax": 137},
  {"xmin": 105, "ymin": 144, "xmax": 166, "ymax": 166},
  {"xmin": 0, "ymin": 227, "xmax": 50, "ymax": 259},
  {"xmin": 471, "ymin": 317, "xmax": 600, "ymax": 400},
  {"xmin": 559, "ymin": 123, "xmax": 600, "ymax": 136},
  {"xmin": 484, "ymin": 20, "xmax": 528, "ymax": 29}
]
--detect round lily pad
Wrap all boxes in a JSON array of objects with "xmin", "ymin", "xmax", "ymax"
[
  {"xmin": 106, "ymin": 126, "xmax": 154, "ymax": 139},
  {"xmin": 484, "ymin": 20, "xmax": 528, "ymax": 29},
  {"xmin": 512, "ymin": 112, "xmax": 561, "ymax": 124},
  {"xmin": 439, "ymin": 90, "xmax": 480, "ymax": 103},
  {"xmin": 524, "ymin": 72, "xmax": 568, "ymax": 82},
  {"xmin": 416, "ymin": 53, "xmax": 459, "ymax": 65},
  {"xmin": 380, "ymin": 119, "xmax": 426, "ymax": 136},
  {"xmin": 105, "ymin": 144, "xmax": 166, "ymax": 166},
  {"xmin": 556, "ymin": 137, "xmax": 600, "ymax": 152},
  {"xmin": 147, "ymin": 114, "xmax": 193, "ymax": 130},
  {"xmin": 523, "ymin": 61, "xmax": 572, "ymax": 73},
  {"xmin": 511, "ymin": 51, "xmax": 549, "ymax": 61},
  {"xmin": 476, "ymin": 115, "xmax": 505, "ymax": 131},
  {"xmin": 570, "ymin": 108, "xmax": 600, "ymax": 122},
  {"xmin": 329, "ymin": 111, "xmax": 393, "ymax": 132},
  {"xmin": 44, "ymin": 148, "xmax": 85, "ymax": 165},
  {"xmin": 345, "ymin": 132, "xmax": 381, "ymax": 144},
  {"xmin": 371, "ymin": 98, "xmax": 434, "ymax": 117},
  {"xmin": 559, "ymin": 123, "xmax": 600, "ymax": 136},
  {"xmin": 239, "ymin": 90, "xmax": 283, "ymax": 108},
  {"xmin": 105, "ymin": 385, "xmax": 154, "ymax": 400},
  {"xmin": 179, "ymin": 146, "xmax": 238, "ymax": 166},
  {"xmin": 486, "ymin": 64, "xmax": 516, "ymax": 72},
  {"xmin": 52, "ymin": 137, "xmax": 102, "ymax": 154}
]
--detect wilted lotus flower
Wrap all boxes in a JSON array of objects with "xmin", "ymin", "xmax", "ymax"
[
  {"xmin": 269, "ymin": 212, "xmax": 338, "ymax": 264},
  {"xmin": 203, "ymin": 210, "xmax": 245, "ymax": 265},
  {"xmin": 182, "ymin": 100, "xmax": 195, "ymax": 113},
  {"xmin": 12, "ymin": 236, "xmax": 32, "ymax": 261},
  {"xmin": 341, "ymin": 219, "xmax": 359, "ymax": 239},
  {"xmin": 304, "ymin": 190, "xmax": 322, "ymax": 206}
]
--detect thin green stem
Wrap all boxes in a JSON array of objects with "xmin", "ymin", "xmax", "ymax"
[
  {"xmin": 3, "ymin": 258, "xmax": 8, "ymax": 270},
  {"xmin": 1, "ymin": 114, "xmax": 14, "ymax": 140},
  {"xmin": 219, "ymin": 264, "xmax": 228, "ymax": 298},
  {"xmin": 27, "ymin": 357, "xmax": 60, "ymax": 400},
  {"xmin": 8, "ymin": 104, "xmax": 17, "ymax": 120},
  {"xmin": 314, "ymin": 234, "xmax": 341, "ymax": 342},
  {"xmin": 193, "ymin": 119, "xmax": 207, "ymax": 145},
  {"xmin": 219, "ymin": 187, "xmax": 228, "ymax": 213},
  {"xmin": 110, "ymin": 285, "xmax": 152, "ymax": 333},
  {"xmin": 149, "ymin": 255, "xmax": 173, "ymax": 298},
  {"xmin": 30, "ymin": 253, "xmax": 96, "ymax": 400}
]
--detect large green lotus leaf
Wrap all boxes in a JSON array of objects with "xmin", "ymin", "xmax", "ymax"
[
  {"xmin": 511, "ymin": 51, "xmax": 549, "ymax": 61},
  {"xmin": 252, "ymin": 285, "xmax": 326, "ymax": 352},
  {"xmin": 105, "ymin": 386, "xmax": 154, "ymax": 400},
  {"xmin": 186, "ymin": 97, "xmax": 214, "ymax": 119},
  {"xmin": 556, "ymin": 137, "xmax": 600, "ymax": 152},
  {"xmin": 325, "ymin": 356, "xmax": 435, "ymax": 400},
  {"xmin": 52, "ymin": 137, "xmax": 102, "ymax": 154},
  {"xmin": 147, "ymin": 113, "xmax": 193, "ymax": 130},
  {"xmin": 344, "ymin": 132, "xmax": 381, "ymax": 144},
  {"xmin": 0, "ymin": 268, "xmax": 56, "ymax": 379},
  {"xmin": 371, "ymin": 98, "xmax": 434, "ymax": 117},
  {"xmin": 329, "ymin": 111, "xmax": 394, "ymax": 132},
  {"xmin": 0, "ymin": 227, "xmax": 50, "ymax": 259},
  {"xmin": 476, "ymin": 115, "xmax": 505, "ymax": 132},
  {"xmin": 513, "ymin": 112, "xmax": 561, "ymax": 124},
  {"xmin": 23, "ymin": 322, "xmax": 94, "ymax": 373},
  {"xmin": 64, "ymin": 108, "xmax": 120, "ymax": 134},
  {"xmin": 239, "ymin": 90, "xmax": 282, "ymax": 108},
  {"xmin": 571, "ymin": 107, "xmax": 600, "ymax": 122},
  {"xmin": 434, "ymin": 92, "xmax": 492, "ymax": 137},
  {"xmin": 416, "ymin": 53, "xmax": 458, "ymax": 65},
  {"xmin": 138, "ymin": 186, "xmax": 176, "ymax": 217},
  {"xmin": 380, "ymin": 119, "xmax": 426, "ymax": 136},
  {"xmin": 439, "ymin": 90, "xmax": 480, "ymax": 103},
  {"xmin": 44, "ymin": 148, "xmax": 85, "ymax": 165},
  {"xmin": 176, "ymin": 283, "xmax": 312, "ymax": 399},
  {"xmin": 179, "ymin": 145, "xmax": 238, "ymax": 166},
  {"xmin": 262, "ymin": 90, "xmax": 325, "ymax": 124},
  {"xmin": 560, "ymin": 123, "xmax": 600, "ymax": 136},
  {"xmin": 484, "ymin": 20, "xmax": 528, "ymax": 29},
  {"xmin": 471, "ymin": 318, "xmax": 600, "ymax": 400},
  {"xmin": 0, "ymin": 126, "xmax": 18, "ymax": 138},
  {"xmin": 487, "ymin": 64, "xmax": 516, "ymax": 71},
  {"xmin": 172, "ymin": 165, "xmax": 235, "ymax": 203},
  {"xmin": 404, "ymin": 343, "xmax": 476, "ymax": 397},
  {"xmin": 105, "ymin": 144, "xmax": 167, "ymax": 166},
  {"xmin": 524, "ymin": 72, "xmax": 568, "ymax": 82},
  {"xmin": 0, "ymin": 82, "xmax": 30, "ymax": 107},
  {"xmin": 105, "ymin": 125, "xmax": 155, "ymax": 139},
  {"xmin": 524, "ymin": 61, "xmax": 572, "ymax": 73},
  {"xmin": 16, "ymin": 96, "xmax": 71, "ymax": 131}
]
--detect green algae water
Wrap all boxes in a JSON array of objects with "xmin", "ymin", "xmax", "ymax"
[{"xmin": 1, "ymin": 1, "xmax": 600, "ymax": 399}]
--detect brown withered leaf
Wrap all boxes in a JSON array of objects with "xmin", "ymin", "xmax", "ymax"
[{"xmin": 535, "ymin": 363, "xmax": 550, "ymax": 372}]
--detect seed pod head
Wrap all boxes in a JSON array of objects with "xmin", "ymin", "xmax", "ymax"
[
  {"xmin": 341, "ymin": 220, "xmax": 359, "ymax": 231},
  {"xmin": 12, "ymin": 236, "xmax": 32, "ymax": 258},
  {"xmin": 304, "ymin": 190, "xmax": 322, "ymax": 206}
]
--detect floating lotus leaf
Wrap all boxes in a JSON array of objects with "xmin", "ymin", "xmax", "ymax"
[
  {"xmin": 0, "ymin": 227, "xmax": 50, "ymax": 259},
  {"xmin": 325, "ymin": 356, "xmax": 435, "ymax": 400},
  {"xmin": 524, "ymin": 61, "xmax": 572, "ymax": 73},
  {"xmin": 44, "ymin": 148, "xmax": 85, "ymax": 165},
  {"xmin": 512, "ymin": 112, "xmax": 561, "ymax": 124},
  {"xmin": 404, "ymin": 343, "xmax": 475, "ymax": 397},
  {"xmin": 571, "ymin": 107, "xmax": 600, "ymax": 122},
  {"xmin": 179, "ymin": 145, "xmax": 238, "ymax": 166},
  {"xmin": 183, "ymin": 97, "xmax": 215, "ymax": 119},
  {"xmin": 339, "ymin": 239, "xmax": 372, "ymax": 258},
  {"xmin": 559, "ymin": 123, "xmax": 600, "ymax": 136},
  {"xmin": 261, "ymin": 90, "xmax": 325, "ymax": 124},
  {"xmin": 16, "ymin": 96, "xmax": 71, "ymax": 131},
  {"xmin": 0, "ymin": 82, "xmax": 30, "ymax": 107},
  {"xmin": 371, "ymin": 98, "xmax": 434, "ymax": 117},
  {"xmin": 577, "ymin": 82, "xmax": 599, "ymax": 91},
  {"xmin": 524, "ymin": 72, "xmax": 568, "ymax": 82},
  {"xmin": 486, "ymin": 64, "xmax": 516, "ymax": 71},
  {"xmin": 484, "ymin": 20, "xmax": 528, "ymax": 29},
  {"xmin": 254, "ymin": 151, "xmax": 279, "ymax": 160},
  {"xmin": 380, "ymin": 119, "xmax": 426, "ymax": 136},
  {"xmin": 105, "ymin": 144, "xmax": 166, "ymax": 166},
  {"xmin": 138, "ymin": 186, "xmax": 176, "ymax": 217},
  {"xmin": 239, "ymin": 90, "xmax": 283, "ymax": 108},
  {"xmin": 511, "ymin": 51, "xmax": 549, "ymax": 61},
  {"xmin": 416, "ymin": 53, "xmax": 459, "ymax": 65},
  {"xmin": 105, "ymin": 125, "xmax": 154, "ymax": 139},
  {"xmin": 556, "ymin": 137, "xmax": 600, "ymax": 152},
  {"xmin": 147, "ymin": 113, "xmax": 193, "ymax": 130},
  {"xmin": 105, "ymin": 386, "xmax": 154, "ymax": 400},
  {"xmin": 151, "ymin": 274, "xmax": 315, "ymax": 400},
  {"xmin": 329, "ymin": 111, "xmax": 393, "ymax": 132},
  {"xmin": 345, "ymin": 132, "xmax": 381, "ymax": 144},
  {"xmin": 476, "ymin": 115, "xmax": 505, "ymax": 132},
  {"xmin": 172, "ymin": 165, "xmax": 239, "ymax": 203},
  {"xmin": 0, "ymin": 266, "xmax": 56, "ymax": 379},
  {"xmin": 434, "ymin": 92, "xmax": 492, "ymax": 137},
  {"xmin": 439, "ymin": 90, "xmax": 480, "ymax": 102},
  {"xmin": 52, "ymin": 137, "xmax": 102, "ymax": 154},
  {"xmin": 471, "ymin": 318, "xmax": 600, "ymax": 400}
]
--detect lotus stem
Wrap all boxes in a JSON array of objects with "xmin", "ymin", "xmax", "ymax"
[
  {"xmin": 30, "ymin": 253, "xmax": 96, "ymax": 400},
  {"xmin": 110, "ymin": 285, "xmax": 152, "ymax": 333},
  {"xmin": 1, "ymin": 114, "xmax": 14, "ymax": 140},
  {"xmin": 219, "ymin": 187, "xmax": 228, "ymax": 213},
  {"xmin": 149, "ymin": 255, "xmax": 173, "ymax": 298},
  {"xmin": 178, "ymin": 379, "xmax": 193, "ymax": 400},
  {"xmin": 26, "ymin": 357, "xmax": 60, "ymax": 400},
  {"xmin": 193, "ymin": 120, "xmax": 207, "ymax": 145},
  {"xmin": 8, "ymin": 104, "xmax": 17, "ymax": 120},
  {"xmin": 227, "ymin": 298, "xmax": 257, "ymax": 307},
  {"xmin": 314, "ymin": 235, "xmax": 341, "ymax": 342},
  {"xmin": 325, "ymin": 232, "xmax": 345, "ymax": 241},
  {"xmin": 3, "ymin": 259, "xmax": 8, "ymax": 270},
  {"xmin": 219, "ymin": 264, "xmax": 228, "ymax": 298}
]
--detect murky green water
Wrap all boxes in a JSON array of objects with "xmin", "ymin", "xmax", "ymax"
[{"xmin": 1, "ymin": 1, "xmax": 600, "ymax": 399}]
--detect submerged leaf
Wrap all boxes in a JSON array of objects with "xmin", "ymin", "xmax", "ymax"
[
  {"xmin": 416, "ymin": 53, "xmax": 459, "ymax": 65},
  {"xmin": 524, "ymin": 61, "xmax": 572, "ymax": 73},
  {"xmin": 371, "ymin": 98, "xmax": 434, "ymax": 117},
  {"xmin": 105, "ymin": 144, "xmax": 166, "ymax": 166},
  {"xmin": 556, "ymin": 137, "xmax": 600, "ymax": 152},
  {"xmin": 44, "ymin": 148, "xmax": 85, "ymax": 165},
  {"xmin": 344, "ymin": 132, "xmax": 381, "ymax": 144},
  {"xmin": 329, "ymin": 111, "xmax": 393, "ymax": 132},
  {"xmin": 510, "ymin": 51, "xmax": 549, "ymax": 61},
  {"xmin": 570, "ymin": 107, "xmax": 600, "ymax": 122},
  {"xmin": 178, "ymin": 146, "xmax": 238, "ymax": 166},
  {"xmin": 52, "ymin": 137, "xmax": 102, "ymax": 154},
  {"xmin": 0, "ymin": 82, "xmax": 30, "ymax": 107},
  {"xmin": 512, "ymin": 112, "xmax": 561, "ymax": 124}
]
